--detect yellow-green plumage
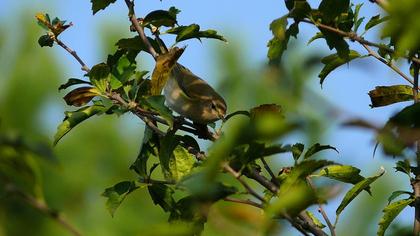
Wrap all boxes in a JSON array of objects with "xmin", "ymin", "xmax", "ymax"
[{"xmin": 164, "ymin": 64, "xmax": 227, "ymax": 124}]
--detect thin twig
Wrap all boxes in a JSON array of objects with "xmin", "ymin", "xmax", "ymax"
[
  {"xmin": 222, "ymin": 163, "xmax": 266, "ymax": 203},
  {"xmin": 223, "ymin": 197, "xmax": 263, "ymax": 208},
  {"xmin": 362, "ymin": 44, "xmax": 414, "ymax": 85},
  {"xmin": 137, "ymin": 177, "xmax": 175, "ymax": 185},
  {"xmin": 299, "ymin": 19, "xmax": 420, "ymax": 65},
  {"xmin": 260, "ymin": 157, "xmax": 279, "ymax": 185},
  {"xmin": 283, "ymin": 214, "xmax": 311, "ymax": 236},
  {"xmin": 298, "ymin": 212, "xmax": 329, "ymax": 236},
  {"xmin": 53, "ymin": 37, "xmax": 90, "ymax": 72},
  {"xmin": 307, "ymin": 177, "xmax": 336, "ymax": 236},
  {"xmin": 246, "ymin": 168, "xmax": 279, "ymax": 194},
  {"xmin": 123, "ymin": 0, "xmax": 159, "ymax": 60},
  {"xmin": 5, "ymin": 183, "xmax": 82, "ymax": 236}
]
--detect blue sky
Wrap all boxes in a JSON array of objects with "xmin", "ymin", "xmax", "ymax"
[{"xmin": 1, "ymin": 0, "xmax": 413, "ymax": 233}]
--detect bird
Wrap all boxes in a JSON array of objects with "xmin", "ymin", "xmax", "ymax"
[{"xmin": 163, "ymin": 63, "xmax": 227, "ymax": 124}]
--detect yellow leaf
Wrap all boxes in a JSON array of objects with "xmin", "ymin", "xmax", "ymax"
[{"xmin": 150, "ymin": 47, "xmax": 184, "ymax": 95}]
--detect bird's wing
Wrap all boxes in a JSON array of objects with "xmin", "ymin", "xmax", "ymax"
[{"xmin": 172, "ymin": 63, "xmax": 216, "ymax": 101}]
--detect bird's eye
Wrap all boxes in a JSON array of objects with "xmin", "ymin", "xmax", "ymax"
[{"xmin": 211, "ymin": 102, "xmax": 217, "ymax": 110}]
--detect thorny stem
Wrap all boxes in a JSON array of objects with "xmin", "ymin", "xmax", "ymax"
[
  {"xmin": 299, "ymin": 19, "xmax": 420, "ymax": 66},
  {"xmin": 4, "ymin": 182, "xmax": 82, "ymax": 236},
  {"xmin": 307, "ymin": 177, "xmax": 336, "ymax": 236}
]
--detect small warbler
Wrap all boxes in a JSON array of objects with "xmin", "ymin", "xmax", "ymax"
[{"xmin": 164, "ymin": 64, "xmax": 227, "ymax": 124}]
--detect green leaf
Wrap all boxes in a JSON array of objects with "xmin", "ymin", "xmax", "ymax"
[
  {"xmin": 54, "ymin": 105, "xmax": 106, "ymax": 145},
  {"xmin": 169, "ymin": 146, "xmax": 195, "ymax": 181},
  {"xmin": 267, "ymin": 37, "xmax": 287, "ymax": 61},
  {"xmin": 387, "ymin": 191, "xmax": 412, "ymax": 204},
  {"xmin": 102, "ymin": 181, "xmax": 138, "ymax": 217},
  {"xmin": 289, "ymin": 1, "xmax": 311, "ymax": 20},
  {"xmin": 168, "ymin": 196, "xmax": 207, "ymax": 234},
  {"xmin": 144, "ymin": 95, "xmax": 174, "ymax": 128},
  {"xmin": 365, "ymin": 15, "xmax": 390, "ymax": 31},
  {"xmin": 381, "ymin": 1, "xmax": 420, "ymax": 55},
  {"xmin": 267, "ymin": 182, "xmax": 317, "ymax": 217},
  {"xmin": 148, "ymin": 183, "xmax": 176, "ymax": 212},
  {"xmin": 304, "ymin": 143, "xmax": 338, "ymax": 159},
  {"xmin": 115, "ymin": 36, "xmax": 148, "ymax": 51},
  {"xmin": 90, "ymin": 0, "xmax": 117, "ymax": 15},
  {"xmin": 143, "ymin": 7, "xmax": 179, "ymax": 28},
  {"xmin": 270, "ymin": 16, "xmax": 288, "ymax": 41},
  {"xmin": 307, "ymin": 32, "xmax": 324, "ymax": 45},
  {"xmin": 306, "ymin": 210, "xmax": 326, "ymax": 229},
  {"xmin": 318, "ymin": 165, "xmax": 370, "ymax": 193},
  {"xmin": 58, "ymin": 78, "xmax": 92, "ymax": 91},
  {"xmin": 377, "ymin": 198, "xmax": 414, "ymax": 236},
  {"xmin": 318, "ymin": 50, "xmax": 361, "ymax": 86},
  {"xmin": 130, "ymin": 127, "xmax": 159, "ymax": 178},
  {"xmin": 394, "ymin": 160, "xmax": 411, "ymax": 177},
  {"xmin": 38, "ymin": 35, "xmax": 54, "ymax": 47},
  {"xmin": 280, "ymin": 160, "xmax": 334, "ymax": 194},
  {"xmin": 353, "ymin": 3, "xmax": 364, "ymax": 32},
  {"xmin": 368, "ymin": 85, "xmax": 417, "ymax": 108},
  {"xmin": 88, "ymin": 63, "xmax": 111, "ymax": 93},
  {"xmin": 336, "ymin": 168, "xmax": 385, "ymax": 217},
  {"xmin": 318, "ymin": 0, "xmax": 350, "ymax": 22},
  {"xmin": 159, "ymin": 134, "xmax": 195, "ymax": 181},
  {"xmin": 291, "ymin": 143, "xmax": 304, "ymax": 161},
  {"xmin": 166, "ymin": 24, "xmax": 227, "ymax": 43}
]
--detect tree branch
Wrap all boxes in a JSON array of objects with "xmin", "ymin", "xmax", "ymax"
[
  {"xmin": 300, "ymin": 19, "xmax": 420, "ymax": 66},
  {"xmin": 307, "ymin": 177, "xmax": 336, "ymax": 236},
  {"xmin": 222, "ymin": 163, "xmax": 266, "ymax": 203},
  {"xmin": 260, "ymin": 157, "xmax": 279, "ymax": 185},
  {"xmin": 123, "ymin": 0, "xmax": 159, "ymax": 60},
  {"xmin": 4, "ymin": 183, "xmax": 82, "ymax": 236},
  {"xmin": 53, "ymin": 36, "xmax": 90, "ymax": 72},
  {"xmin": 223, "ymin": 197, "xmax": 263, "ymax": 208},
  {"xmin": 361, "ymin": 44, "xmax": 414, "ymax": 85}
]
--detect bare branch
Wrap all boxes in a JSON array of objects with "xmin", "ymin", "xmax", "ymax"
[{"xmin": 53, "ymin": 36, "xmax": 90, "ymax": 72}]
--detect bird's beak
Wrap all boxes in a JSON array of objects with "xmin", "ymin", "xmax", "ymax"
[{"xmin": 219, "ymin": 113, "xmax": 226, "ymax": 122}]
